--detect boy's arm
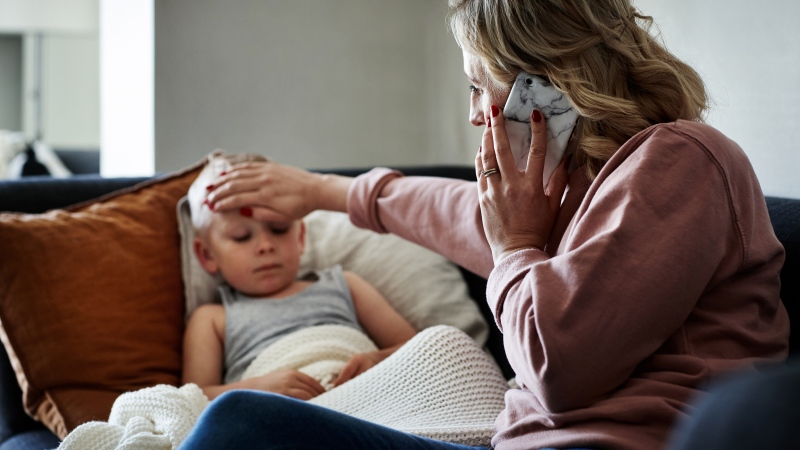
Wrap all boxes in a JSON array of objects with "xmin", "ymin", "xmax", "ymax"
[
  {"xmin": 182, "ymin": 303, "xmax": 325, "ymax": 400},
  {"xmin": 182, "ymin": 304, "xmax": 227, "ymax": 398},
  {"xmin": 335, "ymin": 271, "xmax": 417, "ymax": 385}
]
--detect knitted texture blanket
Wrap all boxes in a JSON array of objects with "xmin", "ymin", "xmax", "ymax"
[
  {"xmin": 57, "ymin": 325, "xmax": 508, "ymax": 449},
  {"xmin": 240, "ymin": 324, "xmax": 379, "ymax": 390}
]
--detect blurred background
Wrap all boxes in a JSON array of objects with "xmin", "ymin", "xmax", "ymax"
[{"xmin": 0, "ymin": 0, "xmax": 797, "ymax": 199}]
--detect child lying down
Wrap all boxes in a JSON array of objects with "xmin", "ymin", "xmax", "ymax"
[{"xmin": 182, "ymin": 155, "xmax": 416, "ymax": 400}]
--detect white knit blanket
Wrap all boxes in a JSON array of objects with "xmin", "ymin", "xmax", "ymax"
[
  {"xmin": 58, "ymin": 325, "xmax": 508, "ymax": 449},
  {"xmin": 240, "ymin": 324, "xmax": 379, "ymax": 390}
]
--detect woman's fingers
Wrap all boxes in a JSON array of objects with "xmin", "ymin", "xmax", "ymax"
[
  {"xmin": 203, "ymin": 160, "xmax": 325, "ymax": 221},
  {"xmin": 486, "ymin": 104, "xmax": 517, "ymax": 176},
  {"xmin": 480, "ymin": 115, "xmax": 499, "ymax": 182},
  {"xmin": 546, "ymin": 154, "xmax": 570, "ymax": 212},
  {"xmin": 524, "ymin": 109, "xmax": 548, "ymax": 191},
  {"xmin": 205, "ymin": 164, "xmax": 267, "ymax": 207},
  {"xmin": 475, "ymin": 147, "xmax": 487, "ymax": 191}
]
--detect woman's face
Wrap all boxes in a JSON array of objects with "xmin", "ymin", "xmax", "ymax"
[{"xmin": 463, "ymin": 50, "xmax": 511, "ymax": 128}]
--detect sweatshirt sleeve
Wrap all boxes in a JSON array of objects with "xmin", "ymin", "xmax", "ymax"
[
  {"xmin": 347, "ymin": 168, "xmax": 494, "ymax": 278},
  {"xmin": 486, "ymin": 127, "xmax": 745, "ymax": 413}
]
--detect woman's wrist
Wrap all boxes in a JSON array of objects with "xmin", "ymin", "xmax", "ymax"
[{"xmin": 313, "ymin": 173, "xmax": 353, "ymax": 213}]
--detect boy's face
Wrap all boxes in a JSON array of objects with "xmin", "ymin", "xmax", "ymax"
[{"xmin": 194, "ymin": 211, "xmax": 305, "ymax": 297}]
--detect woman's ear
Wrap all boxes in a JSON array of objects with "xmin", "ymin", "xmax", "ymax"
[{"xmin": 193, "ymin": 236, "xmax": 219, "ymax": 274}]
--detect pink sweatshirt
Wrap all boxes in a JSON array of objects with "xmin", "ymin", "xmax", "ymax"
[{"xmin": 347, "ymin": 120, "xmax": 790, "ymax": 450}]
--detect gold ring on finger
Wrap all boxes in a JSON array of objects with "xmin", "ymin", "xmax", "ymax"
[{"xmin": 481, "ymin": 168, "xmax": 499, "ymax": 178}]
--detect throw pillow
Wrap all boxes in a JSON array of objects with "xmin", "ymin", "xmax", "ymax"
[{"xmin": 0, "ymin": 161, "xmax": 204, "ymax": 439}]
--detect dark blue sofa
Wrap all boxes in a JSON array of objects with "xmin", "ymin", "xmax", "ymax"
[{"xmin": 0, "ymin": 166, "xmax": 798, "ymax": 449}]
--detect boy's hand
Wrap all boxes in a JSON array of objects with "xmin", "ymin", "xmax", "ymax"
[
  {"xmin": 333, "ymin": 352, "xmax": 383, "ymax": 387},
  {"xmin": 250, "ymin": 369, "xmax": 326, "ymax": 400}
]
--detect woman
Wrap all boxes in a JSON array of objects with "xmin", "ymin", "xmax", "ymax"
[{"xmin": 182, "ymin": 0, "xmax": 790, "ymax": 449}]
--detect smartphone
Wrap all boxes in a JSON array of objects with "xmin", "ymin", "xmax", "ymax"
[{"xmin": 502, "ymin": 72, "xmax": 579, "ymax": 188}]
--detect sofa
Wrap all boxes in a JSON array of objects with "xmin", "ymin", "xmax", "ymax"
[{"xmin": 0, "ymin": 165, "xmax": 798, "ymax": 449}]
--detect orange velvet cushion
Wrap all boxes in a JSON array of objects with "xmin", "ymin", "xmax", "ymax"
[{"xmin": 0, "ymin": 162, "xmax": 203, "ymax": 439}]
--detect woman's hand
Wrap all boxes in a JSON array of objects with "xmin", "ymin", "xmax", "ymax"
[
  {"xmin": 205, "ymin": 160, "xmax": 352, "ymax": 222},
  {"xmin": 476, "ymin": 105, "xmax": 569, "ymax": 263}
]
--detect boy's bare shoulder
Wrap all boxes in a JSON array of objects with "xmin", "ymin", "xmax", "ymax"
[
  {"xmin": 341, "ymin": 269, "xmax": 362, "ymax": 279},
  {"xmin": 189, "ymin": 303, "xmax": 225, "ymax": 321}
]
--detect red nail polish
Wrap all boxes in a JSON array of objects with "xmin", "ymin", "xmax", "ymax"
[
  {"xmin": 532, "ymin": 110, "xmax": 543, "ymax": 123},
  {"xmin": 491, "ymin": 105, "xmax": 500, "ymax": 117},
  {"xmin": 208, "ymin": 202, "xmax": 215, "ymax": 211},
  {"xmin": 240, "ymin": 207, "xmax": 253, "ymax": 217},
  {"xmin": 487, "ymin": 116, "xmax": 492, "ymax": 127},
  {"xmin": 220, "ymin": 171, "xmax": 227, "ymax": 176},
  {"xmin": 206, "ymin": 184, "xmax": 214, "ymax": 191}
]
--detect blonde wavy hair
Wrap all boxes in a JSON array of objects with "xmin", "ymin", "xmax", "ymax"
[{"xmin": 448, "ymin": 0, "xmax": 709, "ymax": 178}]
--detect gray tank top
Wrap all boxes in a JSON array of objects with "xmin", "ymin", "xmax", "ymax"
[{"xmin": 221, "ymin": 265, "xmax": 363, "ymax": 383}]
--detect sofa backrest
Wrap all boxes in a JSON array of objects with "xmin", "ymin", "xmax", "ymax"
[{"xmin": 766, "ymin": 197, "xmax": 800, "ymax": 354}]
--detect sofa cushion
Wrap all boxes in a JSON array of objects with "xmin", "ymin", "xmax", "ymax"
[{"xmin": 0, "ymin": 162, "xmax": 204, "ymax": 439}]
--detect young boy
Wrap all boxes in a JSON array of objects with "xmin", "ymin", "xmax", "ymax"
[{"xmin": 182, "ymin": 157, "xmax": 417, "ymax": 401}]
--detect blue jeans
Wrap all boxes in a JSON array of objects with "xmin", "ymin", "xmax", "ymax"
[
  {"xmin": 179, "ymin": 390, "xmax": 597, "ymax": 450},
  {"xmin": 667, "ymin": 359, "xmax": 800, "ymax": 449},
  {"xmin": 178, "ymin": 390, "xmax": 490, "ymax": 450}
]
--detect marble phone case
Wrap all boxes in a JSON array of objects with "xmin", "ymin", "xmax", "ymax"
[{"xmin": 503, "ymin": 73, "xmax": 579, "ymax": 188}]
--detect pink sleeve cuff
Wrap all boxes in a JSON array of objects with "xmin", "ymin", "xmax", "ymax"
[
  {"xmin": 486, "ymin": 248, "xmax": 549, "ymax": 332},
  {"xmin": 347, "ymin": 167, "xmax": 403, "ymax": 233}
]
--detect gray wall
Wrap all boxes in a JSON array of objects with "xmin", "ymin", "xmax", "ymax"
[
  {"xmin": 154, "ymin": 1, "xmax": 799, "ymax": 198},
  {"xmin": 0, "ymin": 35, "xmax": 22, "ymax": 131},
  {"xmin": 41, "ymin": 33, "xmax": 100, "ymax": 148},
  {"xmin": 154, "ymin": 0, "xmax": 479, "ymax": 173}
]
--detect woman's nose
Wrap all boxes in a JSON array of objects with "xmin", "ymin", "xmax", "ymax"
[
  {"xmin": 469, "ymin": 107, "xmax": 486, "ymax": 127},
  {"xmin": 469, "ymin": 98, "xmax": 485, "ymax": 127}
]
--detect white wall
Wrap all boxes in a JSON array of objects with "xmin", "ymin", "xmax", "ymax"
[
  {"xmin": 100, "ymin": 0, "xmax": 153, "ymax": 176},
  {"xmin": 153, "ymin": 0, "xmax": 478, "ymax": 173},
  {"xmin": 633, "ymin": 0, "xmax": 800, "ymax": 199},
  {"xmin": 40, "ymin": 33, "xmax": 99, "ymax": 148}
]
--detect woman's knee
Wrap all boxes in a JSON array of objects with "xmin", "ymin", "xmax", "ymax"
[{"xmin": 201, "ymin": 391, "xmax": 301, "ymax": 427}]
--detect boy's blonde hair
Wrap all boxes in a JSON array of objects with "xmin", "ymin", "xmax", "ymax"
[
  {"xmin": 447, "ymin": 0, "xmax": 709, "ymax": 178},
  {"xmin": 187, "ymin": 152, "xmax": 268, "ymax": 233}
]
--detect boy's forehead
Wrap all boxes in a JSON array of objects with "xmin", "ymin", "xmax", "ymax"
[{"xmin": 209, "ymin": 212, "xmax": 298, "ymax": 230}]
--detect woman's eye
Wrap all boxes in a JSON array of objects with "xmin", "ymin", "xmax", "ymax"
[{"xmin": 469, "ymin": 85, "xmax": 480, "ymax": 95}]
